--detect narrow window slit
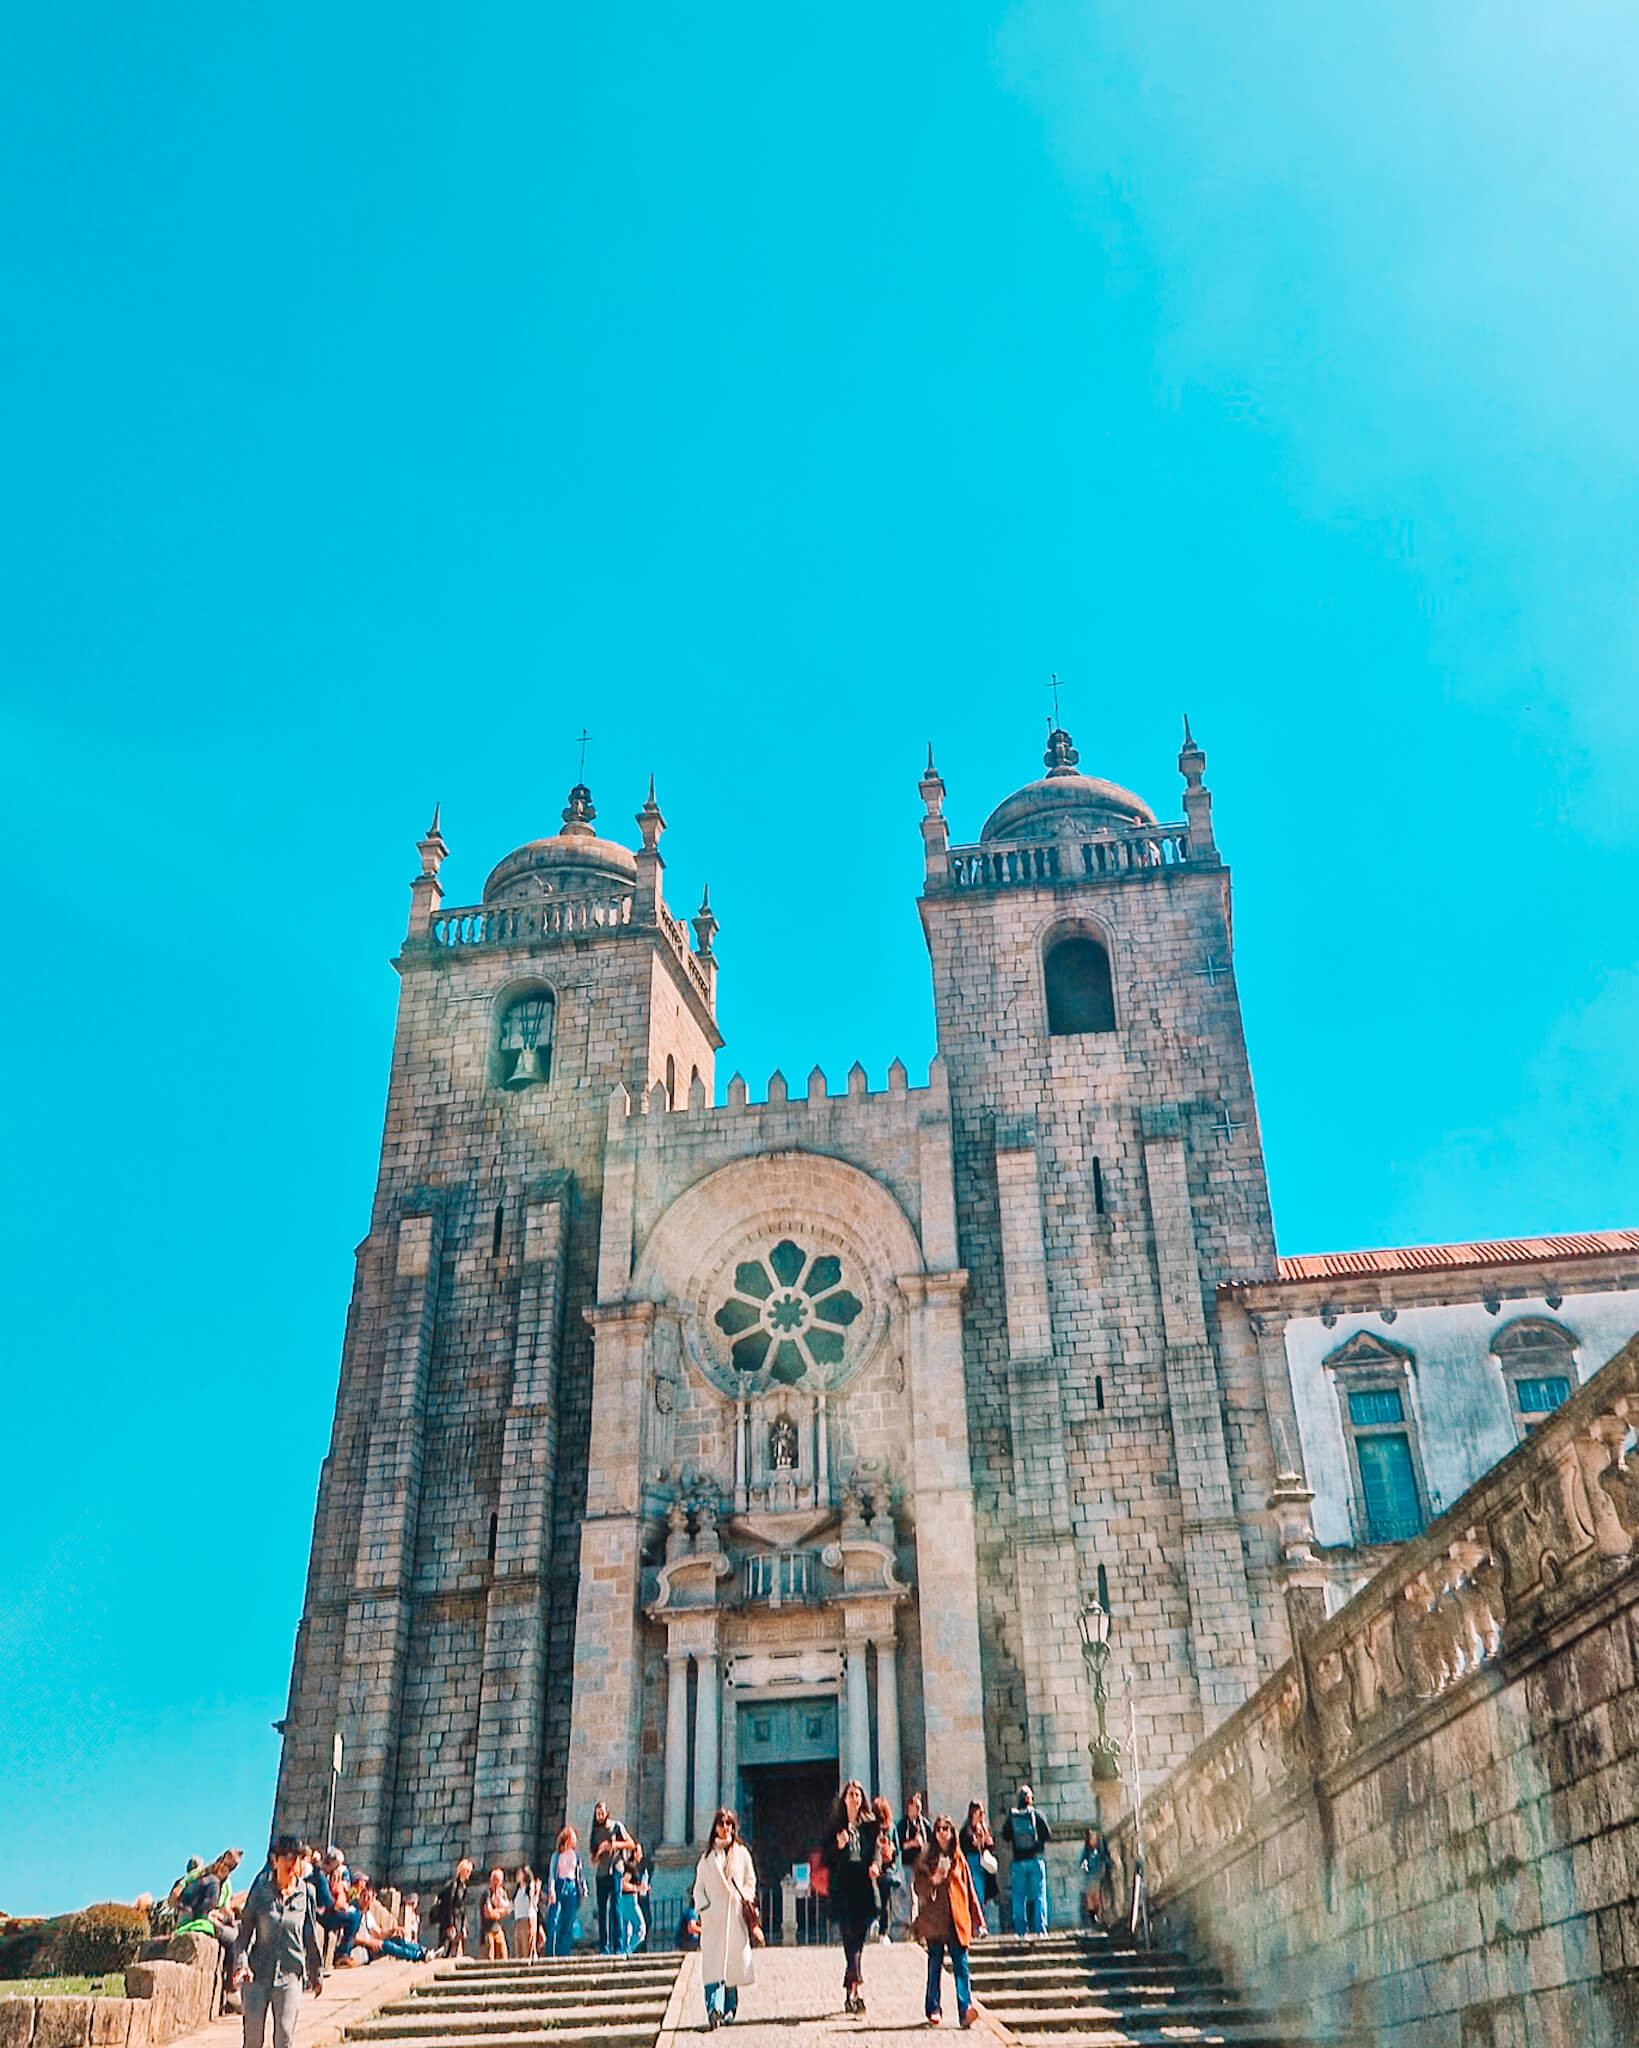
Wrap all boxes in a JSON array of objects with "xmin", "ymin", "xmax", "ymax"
[
  {"xmin": 1097, "ymin": 1563, "xmax": 1110, "ymax": 1611},
  {"xmin": 1092, "ymin": 1157, "xmax": 1106, "ymax": 1214},
  {"xmin": 487, "ymin": 1512, "xmax": 499, "ymax": 1562},
  {"xmin": 491, "ymin": 1203, "xmax": 504, "ymax": 1257},
  {"xmin": 1095, "ymin": 1374, "xmax": 1105, "ymax": 1412}
]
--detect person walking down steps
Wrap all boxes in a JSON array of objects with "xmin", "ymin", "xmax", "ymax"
[
  {"xmin": 823, "ymin": 1780, "xmax": 883, "ymax": 2016},
  {"xmin": 693, "ymin": 1809, "xmax": 757, "ymax": 2030},
  {"xmin": 231, "ymin": 1835, "xmax": 323, "ymax": 2048},
  {"xmin": 1007, "ymin": 1784, "xmax": 1053, "ymax": 1936},
  {"xmin": 913, "ymin": 1813, "xmax": 986, "ymax": 2027}
]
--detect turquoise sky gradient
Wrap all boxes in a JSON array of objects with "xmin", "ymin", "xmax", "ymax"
[{"xmin": 2, "ymin": 3, "xmax": 1636, "ymax": 1912}]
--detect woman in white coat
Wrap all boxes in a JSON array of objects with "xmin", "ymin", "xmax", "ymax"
[{"xmin": 692, "ymin": 1809, "xmax": 757, "ymax": 2029}]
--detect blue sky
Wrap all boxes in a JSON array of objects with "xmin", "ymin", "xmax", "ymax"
[{"xmin": 2, "ymin": 2, "xmax": 1635, "ymax": 1913}]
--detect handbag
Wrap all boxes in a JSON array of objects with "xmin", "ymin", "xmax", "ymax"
[
  {"xmin": 737, "ymin": 1887, "xmax": 766, "ymax": 1947},
  {"xmin": 979, "ymin": 1849, "xmax": 998, "ymax": 1876}
]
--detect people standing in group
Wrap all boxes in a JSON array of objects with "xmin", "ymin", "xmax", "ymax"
[
  {"xmin": 895, "ymin": 1793, "xmax": 930, "ymax": 1941},
  {"xmin": 959, "ymin": 1803, "xmax": 998, "ymax": 1933},
  {"xmin": 432, "ymin": 1858, "xmax": 474, "ymax": 1958},
  {"xmin": 912, "ymin": 1814, "xmax": 985, "ymax": 2028},
  {"xmin": 479, "ymin": 1869, "xmax": 511, "ymax": 1961},
  {"xmin": 548, "ymin": 1828, "xmax": 587, "ymax": 1955},
  {"xmin": 869, "ymin": 1796, "xmax": 899, "ymax": 1943},
  {"xmin": 1079, "ymin": 1829, "xmax": 1113, "ymax": 1928},
  {"xmin": 692, "ymin": 1809, "xmax": 757, "ymax": 2029},
  {"xmin": 231, "ymin": 1834, "xmax": 324, "ymax": 2048},
  {"xmin": 823, "ymin": 1780, "xmax": 882, "ymax": 2016},
  {"xmin": 1006, "ymin": 1785, "xmax": 1053, "ymax": 1936},
  {"xmin": 511, "ymin": 1867, "xmax": 539, "ymax": 1959}
]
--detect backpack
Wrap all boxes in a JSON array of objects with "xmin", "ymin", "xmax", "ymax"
[{"xmin": 1008, "ymin": 1808, "xmax": 1040, "ymax": 1857}]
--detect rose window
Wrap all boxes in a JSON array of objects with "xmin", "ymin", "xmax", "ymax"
[{"xmin": 713, "ymin": 1239, "xmax": 863, "ymax": 1385}]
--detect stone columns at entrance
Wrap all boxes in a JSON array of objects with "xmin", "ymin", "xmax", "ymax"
[
  {"xmin": 693, "ymin": 1651, "xmax": 721, "ymax": 1841},
  {"xmin": 897, "ymin": 1267, "xmax": 989, "ymax": 1821},
  {"xmin": 664, "ymin": 1652, "xmax": 690, "ymax": 1846},
  {"xmin": 874, "ymin": 1635, "xmax": 903, "ymax": 1815},
  {"xmin": 844, "ymin": 1638, "xmax": 872, "ymax": 1788}
]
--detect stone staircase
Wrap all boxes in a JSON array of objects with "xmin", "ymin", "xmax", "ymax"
[
  {"xmin": 345, "ymin": 1954, "xmax": 681, "ymax": 2048},
  {"xmin": 966, "ymin": 1930, "xmax": 1303, "ymax": 2046}
]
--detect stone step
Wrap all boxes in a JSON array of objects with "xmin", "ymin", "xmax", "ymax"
[
  {"xmin": 402, "ymin": 1985, "xmax": 671, "ymax": 2011},
  {"xmin": 970, "ymin": 1972, "xmax": 1230, "ymax": 1997},
  {"xmin": 978, "ymin": 2033, "xmax": 1293, "ymax": 2048},
  {"xmin": 344, "ymin": 2030, "xmax": 662, "ymax": 2048},
  {"xmin": 435, "ymin": 1963, "xmax": 674, "ymax": 1980},
  {"xmin": 975, "ymin": 2019, "xmax": 1292, "ymax": 2048},
  {"xmin": 351, "ymin": 2000, "xmax": 669, "ymax": 2036},
  {"xmin": 968, "ymin": 1958, "xmax": 1224, "ymax": 1982},
  {"xmin": 981, "ymin": 1996, "xmax": 1265, "ymax": 2026},
  {"xmin": 409, "ymin": 1971, "xmax": 675, "ymax": 1995}
]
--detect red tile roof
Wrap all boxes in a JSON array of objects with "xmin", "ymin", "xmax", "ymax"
[{"xmin": 1272, "ymin": 1229, "xmax": 1639, "ymax": 1284}]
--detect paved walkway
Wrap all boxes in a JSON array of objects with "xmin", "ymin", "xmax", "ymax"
[
  {"xmin": 657, "ymin": 1947, "xmax": 1014, "ymax": 2048},
  {"xmin": 165, "ymin": 1957, "xmax": 443, "ymax": 2048}
]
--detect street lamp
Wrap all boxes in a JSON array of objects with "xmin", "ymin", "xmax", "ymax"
[{"xmin": 1078, "ymin": 1598, "xmax": 1122, "ymax": 1781}]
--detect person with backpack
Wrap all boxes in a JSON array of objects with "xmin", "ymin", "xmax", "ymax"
[{"xmin": 1006, "ymin": 1784, "xmax": 1053, "ymax": 1935}]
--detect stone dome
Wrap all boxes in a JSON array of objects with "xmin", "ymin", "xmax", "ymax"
[
  {"xmin": 482, "ymin": 783, "xmax": 639, "ymax": 903},
  {"xmin": 979, "ymin": 728, "xmax": 1156, "ymax": 842}
]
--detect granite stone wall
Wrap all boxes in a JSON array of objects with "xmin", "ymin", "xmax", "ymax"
[
  {"xmin": 918, "ymin": 781, "xmax": 1287, "ymax": 1811},
  {"xmin": 1114, "ymin": 1334, "xmax": 1639, "ymax": 2048}
]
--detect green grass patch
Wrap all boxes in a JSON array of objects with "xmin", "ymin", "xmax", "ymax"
[{"xmin": 0, "ymin": 1976, "xmax": 128, "ymax": 1997}]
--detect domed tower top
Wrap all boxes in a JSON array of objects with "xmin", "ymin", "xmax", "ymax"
[
  {"xmin": 482, "ymin": 778, "xmax": 640, "ymax": 904},
  {"xmin": 978, "ymin": 723, "xmax": 1157, "ymax": 843}
]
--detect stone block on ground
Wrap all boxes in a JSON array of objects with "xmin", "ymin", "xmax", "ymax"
[
  {"xmin": 0, "ymin": 2000, "xmax": 36, "ymax": 2048},
  {"xmin": 32, "ymin": 1998, "xmax": 92, "ymax": 2048},
  {"xmin": 87, "ymin": 2001, "xmax": 130, "ymax": 2047}
]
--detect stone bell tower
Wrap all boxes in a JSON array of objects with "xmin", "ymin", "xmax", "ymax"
[
  {"xmin": 917, "ymin": 721, "xmax": 1281, "ymax": 1803},
  {"xmin": 274, "ymin": 774, "xmax": 721, "ymax": 1885}
]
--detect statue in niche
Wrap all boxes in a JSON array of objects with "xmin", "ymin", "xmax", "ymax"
[{"xmin": 770, "ymin": 1415, "xmax": 799, "ymax": 1472}]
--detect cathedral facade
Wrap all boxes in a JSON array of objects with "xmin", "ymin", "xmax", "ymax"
[{"xmin": 272, "ymin": 724, "xmax": 1639, "ymax": 1894}]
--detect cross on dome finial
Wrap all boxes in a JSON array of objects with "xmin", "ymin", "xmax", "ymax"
[
  {"xmin": 1042, "ymin": 675, "xmax": 1080, "ymax": 777},
  {"xmin": 560, "ymin": 729, "xmax": 598, "ymax": 837}
]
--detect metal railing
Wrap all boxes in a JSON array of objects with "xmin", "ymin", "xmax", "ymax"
[{"xmin": 741, "ymin": 1549, "xmax": 819, "ymax": 1605}]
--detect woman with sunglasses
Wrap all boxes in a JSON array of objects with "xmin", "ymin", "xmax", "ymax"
[
  {"xmin": 693, "ymin": 1808, "xmax": 757, "ymax": 2029},
  {"xmin": 912, "ymin": 1813, "xmax": 986, "ymax": 2027}
]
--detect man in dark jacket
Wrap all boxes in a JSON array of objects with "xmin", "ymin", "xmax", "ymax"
[
  {"xmin": 232, "ymin": 1836, "xmax": 323, "ymax": 2048},
  {"xmin": 432, "ymin": 1859, "xmax": 474, "ymax": 1958}
]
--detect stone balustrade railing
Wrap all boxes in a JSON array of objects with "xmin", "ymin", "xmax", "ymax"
[
  {"xmin": 422, "ymin": 892, "xmax": 716, "ymax": 1006},
  {"xmin": 1117, "ymin": 1336, "xmax": 1639, "ymax": 1904},
  {"xmin": 940, "ymin": 820, "xmax": 1193, "ymax": 891},
  {"xmin": 429, "ymin": 895, "xmax": 634, "ymax": 947}
]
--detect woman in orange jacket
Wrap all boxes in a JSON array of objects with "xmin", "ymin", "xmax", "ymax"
[{"xmin": 911, "ymin": 1813, "xmax": 986, "ymax": 2026}]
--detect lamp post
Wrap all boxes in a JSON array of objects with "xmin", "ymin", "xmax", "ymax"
[{"xmin": 1077, "ymin": 1598, "xmax": 1122, "ymax": 1782}]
